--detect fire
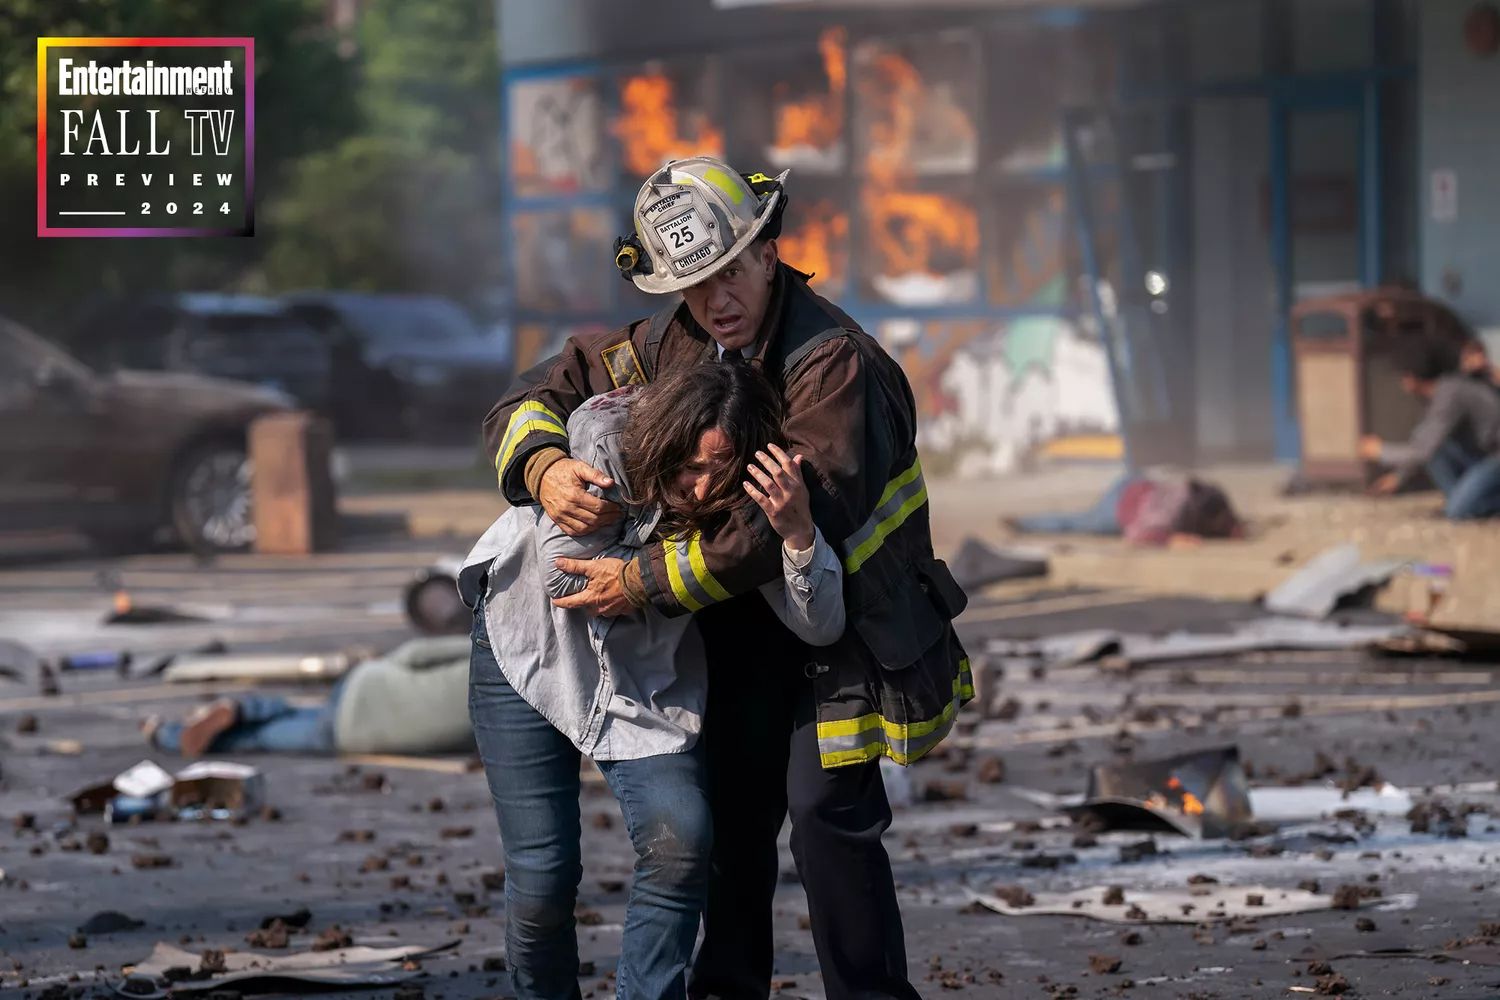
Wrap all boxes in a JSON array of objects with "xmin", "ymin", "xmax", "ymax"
[
  {"xmin": 612, "ymin": 71, "xmax": 724, "ymax": 177},
  {"xmin": 772, "ymin": 27, "xmax": 847, "ymax": 153},
  {"xmin": 1181, "ymin": 792, "xmax": 1206, "ymax": 816},
  {"xmin": 856, "ymin": 46, "xmax": 979, "ymax": 281},
  {"xmin": 778, "ymin": 198, "xmax": 849, "ymax": 286}
]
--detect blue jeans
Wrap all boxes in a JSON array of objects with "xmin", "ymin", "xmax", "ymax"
[
  {"xmin": 1427, "ymin": 441, "xmax": 1500, "ymax": 520},
  {"xmin": 1013, "ymin": 475, "xmax": 1134, "ymax": 536},
  {"xmin": 468, "ymin": 600, "xmax": 711, "ymax": 1000},
  {"xmin": 153, "ymin": 689, "xmax": 339, "ymax": 754}
]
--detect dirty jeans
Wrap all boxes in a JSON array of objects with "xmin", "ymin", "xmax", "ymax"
[
  {"xmin": 1012, "ymin": 474, "xmax": 1133, "ymax": 536},
  {"xmin": 468, "ymin": 599, "xmax": 711, "ymax": 1000},
  {"xmin": 153, "ymin": 690, "xmax": 339, "ymax": 754},
  {"xmin": 1427, "ymin": 441, "xmax": 1500, "ymax": 520}
]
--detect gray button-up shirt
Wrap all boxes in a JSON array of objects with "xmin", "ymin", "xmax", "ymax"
[{"xmin": 459, "ymin": 386, "xmax": 844, "ymax": 761}]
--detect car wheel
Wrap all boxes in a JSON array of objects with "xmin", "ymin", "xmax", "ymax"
[{"xmin": 170, "ymin": 443, "xmax": 255, "ymax": 552}]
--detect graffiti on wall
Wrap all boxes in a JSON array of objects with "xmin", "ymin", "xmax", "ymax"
[
  {"xmin": 883, "ymin": 315, "xmax": 1119, "ymax": 476},
  {"xmin": 509, "ymin": 76, "xmax": 611, "ymax": 196}
]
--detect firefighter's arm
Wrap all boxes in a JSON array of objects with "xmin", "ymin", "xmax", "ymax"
[
  {"xmin": 483, "ymin": 327, "xmax": 632, "ymax": 531},
  {"xmin": 630, "ymin": 337, "xmax": 879, "ymax": 616}
]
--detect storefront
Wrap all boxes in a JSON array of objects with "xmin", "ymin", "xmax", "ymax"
[{"xmin": 497, "ymin": 0, "xmax": 1425, "ymax": 473}]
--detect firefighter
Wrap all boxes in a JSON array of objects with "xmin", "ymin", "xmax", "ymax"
[{"xmin": 482, "ymin": 155, "xmax": 971, "ymax": 1000}]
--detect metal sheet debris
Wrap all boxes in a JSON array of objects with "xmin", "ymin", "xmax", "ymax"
[
  {"xmin": 948, "ymin": 538, "xmax": 1049, "ymax": 592},
  {"xmin": 163, "ymin": 651, "xmax": 354, "ymax": 683},
  {"xmin": 1264, "ymin": 545, "xmax": 1407, "ymax": 620},
  {"xmin": 129, "ymin": 940, "xmax": 457, "ymax": 992},
  {"xmin": 986, "ymin": 618, "xmax": 1410, "ymax": 669},
  {"xmin": 966, "ymin": 883, "xmax": 1350, "ymax": 923},
  {"xmin": 1066, "ymin": 746, "xmax": 1252, "ymax": 839}
]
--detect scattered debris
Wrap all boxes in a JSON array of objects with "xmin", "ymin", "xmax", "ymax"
[
  {"xmin": 921, "ymin": 780, "xmax": 970, "ymax": 803},
  {"xmin": 16, "ymin": 713, "xmax": 38, "ymax": 734},
  {"xmin": 968, "ymin": 883, "xmax": 1343, "ymax": 924},
  {"xmin": 1118, "ymin": 839, "xmax": 1159, "ymax": 864},
  {"xmin": 976, "ymin": 756, "xmax": 1007, "ymax": 784},
  {"xmin": 131, "ymin": 940, "xmax": 455, "ymax": 992},
  {"xmin": 311, "ymin": 926, "xmax": 355, "ymax": 952},
  {"xmin": 1087, "ymin": 954, "xmax": 1122, "ymax": 975},
  {"xmin": 81, "ymin": 911, "xmax": 145, "ymax": 934},
  {"xmin": 992, "ymin": 885, "xmax": 1035, "ymax": 908},
  {"xmin": 162, "ymin": 652, "xmax": 352, "ymax": 684},
  {"xmin": 131, "ymin": 853, "xmax": 174, "ymax": 870},
  {"xmin": 1355, "ymin": 917, "xmax": 1377, "ymax": 932}
]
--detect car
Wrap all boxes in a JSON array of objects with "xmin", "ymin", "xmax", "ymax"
[
  {"xmin": 282, "ymin": 292, "xmax": 513, "ymax": 441},
  {"xmin": 67, "ymin": 293, "xmax": 334, "ymax": 417},
  {"xmin": 0, "ymin": 313, "xmax": 295, "ymax": 553}
]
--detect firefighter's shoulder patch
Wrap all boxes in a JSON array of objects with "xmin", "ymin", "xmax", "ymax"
[{"xmin": 602, "ymin": 340, "xmax": 645, "ymax": 388}]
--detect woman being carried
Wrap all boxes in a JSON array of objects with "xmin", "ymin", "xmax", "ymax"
[{"xmin": 458, "ymin": 360, "xmax": 841, "ymax": 1000}]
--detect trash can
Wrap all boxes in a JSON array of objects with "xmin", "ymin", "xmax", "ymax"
[
  {"xmin": 249, "ymin": 411, "xmax": 339, "ymax": 554},
  {"xmin": 1291, "ymin": 288, "xmax": 1469, "ymax": 487}
]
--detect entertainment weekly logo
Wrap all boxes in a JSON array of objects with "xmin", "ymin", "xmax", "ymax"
[{"xmin": 37, "ymin": 37, "xmax": 254, "ymax": 237}]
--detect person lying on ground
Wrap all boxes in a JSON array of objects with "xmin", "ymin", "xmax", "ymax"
[
  {"xmin": 457, "ymin": 360, "xmax": 843, "ymax": 1000},
  {"xmin": 1359, "ymin": 337, "xmax": 1500, "ymax": 519},
  {"xmin": 1007, "ymin": 474, "xmax": 1244, "ymax": 547},
  {"xmin": 142, "ymin": 635, "xmax": 473, "ymax": 758}
]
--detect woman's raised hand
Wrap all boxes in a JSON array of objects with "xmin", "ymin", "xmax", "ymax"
[{"xmin": 743, "ymin": 443, "xmax": 814, "ymax": 551}]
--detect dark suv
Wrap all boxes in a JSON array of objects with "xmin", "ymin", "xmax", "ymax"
[
  {"xmin": 68, "ymin": 294, "xmax": 334, "ymax": 416},
  {"xmin": 0, "ymin": 315, "xmax": 294, "ymax": 552}
]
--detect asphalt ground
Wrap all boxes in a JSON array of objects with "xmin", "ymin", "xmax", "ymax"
[{"xmin": 2, "ymin": 539, "xmax": 1498, "ymax": 1000}]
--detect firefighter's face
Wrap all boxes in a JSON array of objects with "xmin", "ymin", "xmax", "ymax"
[
  {"xmin": 682, "ymin": 240, "xmax": 777, "ymax": 353},
  {"xmin": 670, "ymin": 426, "xmax": 735, "ymax": 509}
]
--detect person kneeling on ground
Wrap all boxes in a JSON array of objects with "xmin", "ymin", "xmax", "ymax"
[
  {"xmin": 1008, "ymin": 474, "xmax": 1243, "ymax": 547},
  {"xmin": 1359, "ymin": 337, "xmax": 1500, "ymax": 519},
  {"xmin": 142, "ymin": 636, "xmax": 474, "ymax": 758}
]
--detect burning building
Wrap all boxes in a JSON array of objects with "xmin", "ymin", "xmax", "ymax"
[{"xmin": 498, "ymin": 0, "xmax": 1430, "ymax": 475}]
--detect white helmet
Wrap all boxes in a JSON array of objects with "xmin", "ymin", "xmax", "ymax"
[{"xmin": 617, "ymin": 155, "xmax": 790, "ymax": 295}]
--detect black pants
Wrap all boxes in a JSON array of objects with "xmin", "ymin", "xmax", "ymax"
[{"xmin": 688, "ymin": 595, "xmax": 919, "ymax": 1000}]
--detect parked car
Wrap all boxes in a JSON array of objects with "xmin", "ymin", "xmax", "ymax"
[
  {"xmin": 0, "ymin": 314, "xmax": 294, "ymax": 552},
  {"xmin": 282, "ymin": 292, "xmax": 513, "ymax": 441},
  {"xmin": 67, "ymin": 294, "xmax": 334, "ymax": 416}
]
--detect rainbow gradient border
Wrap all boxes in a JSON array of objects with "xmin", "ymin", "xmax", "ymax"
[{"xmin": 37, "ymin": 37, "xmax": 255, "ymax": 238}]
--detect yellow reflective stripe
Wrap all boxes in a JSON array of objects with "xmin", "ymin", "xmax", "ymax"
[
  {"xmin": 497, "ymin": 419, "xmax": 567, "ymax": 486},
  {"xmin": 686, "ymin": 533, "xmax": 732, "ymax": 603},
  {"xmin": 822, "ymin": 745, "xmax": 885, "ymax": 767},
  {"xmin": 700, "ymin": 166, "xmax": 746, "ymax": 205},
  {"xmin": 814, "ymin": 663, "xmax": 972, "ymax": 743},
  {"xmin": 844, "ymin": 482, "xmax": 929, "ymax": 574},
  {"xmin": 495, "ymin": 401, "xmax": 567, "ymax": 482},
  {"xmin": 662, "ymin": 536, "xmax": 704, "ymax": 612},
  {"xmin": 876, "ymin": 458, "xmax": 922, "ymax": 512}
]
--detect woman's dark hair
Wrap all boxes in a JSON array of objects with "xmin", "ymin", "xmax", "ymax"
[
  {"xmin": 1391, "ymin": 337, "xmax": 1460, "ymax": 382},
  {"xmin": 621, "ymin": 361, "xmax": 784, "ymax": 534},
  {"xmin": 1174, "ymin": 479, "xmax": 1242, "ymax": 539}
]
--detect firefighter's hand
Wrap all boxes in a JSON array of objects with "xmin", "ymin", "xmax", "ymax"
[
  {"xmin": 551, "ymin": 557, "xmax": 635, "ymax": 617},
  {"xmin": 1369, "ymin": 472, "xmax": 1401, "ymax": 496},
  {"xmin": 1357, "ymin": 435, "xmax": 1383, "ymax": 461},
  {"xmin": 744, "ymin": 445, "xmax": 814, "ymax": 551},
  {"xmin": 539, "ymin": 459, "xmax": 622, "ymax": 536}
]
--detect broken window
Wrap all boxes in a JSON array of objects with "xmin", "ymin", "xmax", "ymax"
[
  {"xmin": 511, "ymin": 209, "xmax": 615, "ymax": 313},
  {"xmin": 852, "ymin": 32, "xmax": 981, "ymax": 306},
  {"xmin": 509, "ymin": 75, "xmax": 611, "ymax": 197}
]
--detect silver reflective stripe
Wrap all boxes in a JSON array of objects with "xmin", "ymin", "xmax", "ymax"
[{"xmin": 842, "ymin": 459, "xmax": 927, "ymax": 574}]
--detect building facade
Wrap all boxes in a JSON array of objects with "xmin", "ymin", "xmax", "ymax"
[{"xmin": 496, "ymin": 0, "xmax": 1495, "ymax": 475}]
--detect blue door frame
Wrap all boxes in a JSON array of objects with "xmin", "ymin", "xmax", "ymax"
[{"xmin": 1268, "ymin": 79, "xmax": 1382, "ymax": 460}]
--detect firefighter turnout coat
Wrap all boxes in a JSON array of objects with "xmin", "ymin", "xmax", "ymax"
[{"xmin": 483, "ymin": 264, "xmax": 973, "ymax": 769}]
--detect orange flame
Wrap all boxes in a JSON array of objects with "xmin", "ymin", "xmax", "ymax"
[
  {"xmin": 1181, "ymin": 792, "xmax": 1206, "ymax": 816},
  {"xmin": 613, "ymin": 72, "xmax": 724, "ymax": 177},
  {"xmin": 856, "ymin": 47, "xmax": 979, "ymax": 281},
  {"xmin": 778, "ymin": 199, "xmax": 849, "ymax": 287},
  {"xmin": 772, "ymin": 27, "xmax": 847, "ymax": 153}
]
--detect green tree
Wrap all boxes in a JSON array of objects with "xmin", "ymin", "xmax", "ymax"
[{"xmin": 260, "ymin": 0, "xmax": 505, "ymax": 299}]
